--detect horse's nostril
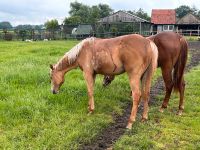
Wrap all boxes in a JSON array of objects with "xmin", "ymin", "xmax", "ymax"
[{"xmin": 52, "ymin": 90, "xmax": 57, "ymax": 94}]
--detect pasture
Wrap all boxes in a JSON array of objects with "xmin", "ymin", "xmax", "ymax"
[{"xmin": 0, "ymin": 40, "xmax": 200, "ymax": 149}]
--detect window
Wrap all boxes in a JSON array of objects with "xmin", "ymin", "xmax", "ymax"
[
  {"xmin": 163, "ymin": 25, "xmax": 168, "ymax": 31},
  {"xmin": 169, "ymin": 25, "xmax": 174, "ymax": 30},
  {"xmin": 163, "ymin": 25, "xmax": 174, "ymax": 31}
]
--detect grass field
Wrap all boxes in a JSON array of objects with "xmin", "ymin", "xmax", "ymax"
[
  {"xmin": 0, "ymin": 40, "xmax": 200, "ymax": 149},
  {"xmin": 114, "ymin": 65, "xmax": 200, "ymax": 149}
]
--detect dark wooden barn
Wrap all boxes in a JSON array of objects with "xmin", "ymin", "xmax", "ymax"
[
  {"xmin": 177, "ymin": 13, "xmax": 200, "ymax": 35},
  {"xmin": 97, "ymin": 10, "xmax": 151, "ymax": 36}
]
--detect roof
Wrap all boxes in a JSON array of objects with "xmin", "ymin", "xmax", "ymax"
[
  {"xmin": 72, "ymin": 25, "xmax": 93, "ymax": 35},
  {"xmin": 177, "ymin": 13, "xmax": 200, "ymax": 24},
  {"xmin": 98, "ymin": 10, "xmax": 149, "ymax": 23},
  {"xmin": 151, "ymin": 9, "xmax": 176, "ymax": 24}
]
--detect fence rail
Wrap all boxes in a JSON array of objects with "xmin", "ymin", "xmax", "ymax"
[{"xmin": 0, "ymin": 29, "xmax": 200, "ymax": 41}]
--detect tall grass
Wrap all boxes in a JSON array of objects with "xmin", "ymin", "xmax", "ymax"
[{"xmin": 0, "ymin": 41, "xmax": 131, "ymax": 149}]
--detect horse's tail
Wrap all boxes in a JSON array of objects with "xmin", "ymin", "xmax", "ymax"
[
  {"xmin": 173, "ymin": 36, "xmax": 188, "ymax": 92},
  {"xmin": 149, "ymin": 41, "xmax": 158, "ymax": 73},
  {"xmin": 141, "ymin": 40, "xmax": 158, "ymax": 97}
]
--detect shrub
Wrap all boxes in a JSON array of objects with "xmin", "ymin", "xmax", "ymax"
[{"xmin": 4, "ymin": 33, "xmax": 13, "ymax": 41}]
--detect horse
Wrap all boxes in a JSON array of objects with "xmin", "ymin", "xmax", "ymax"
[
  {"xmin": 103, "ymin": 32, "xmax": 188, "ymax": 115},
  {"xmin": 50, "ymin": 34, "xmax": 158, "ymax": 129}
]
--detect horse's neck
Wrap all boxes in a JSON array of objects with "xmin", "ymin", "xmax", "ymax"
[
  {"xmin": 55, "ymin": 37, "xmax": 94, "ymax": 72},
  {"xmin": 55, "ymin": 55, "xmax": 77, "ymax": 72}
]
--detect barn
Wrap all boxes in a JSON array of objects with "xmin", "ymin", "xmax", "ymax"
[
  {"xmin": 97, "ymin": 10, "xmax": 151, "ymax": 37},
  {"xmin": 176, "ymin": 13, "xmax": 200, "ymax": 36}
]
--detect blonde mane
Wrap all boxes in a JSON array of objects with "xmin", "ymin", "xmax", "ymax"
[
  {"xmin": 65, "ymin": 37, "xmax": 95, "ymax": 64},
  {"xmin": 55, "ymin": 37, "xmax": 95, "ymax": 71}
]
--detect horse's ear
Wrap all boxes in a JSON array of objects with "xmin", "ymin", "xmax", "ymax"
[{"xmin": 50, "ymin": 64, "xmax": 54, "ymax": 70}]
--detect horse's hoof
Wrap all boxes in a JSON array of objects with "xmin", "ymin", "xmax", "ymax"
[
  {"xmin": 177, "ymin": 110, "xmax": 183, "ymax": 116},
  {"xmin": 159, "ymin": 107, "xmax": 164, "ymax": 113},
  {"xmin": 141, "ymin": 118, "xmax": 147, "ymax": 122},
  {"xmin": 126, "ymin": 123, "xmax": 132, "ymax": 129},
  {"xmin": 87, "ymin": 110, "xmax": 94, "ymax": 115}
]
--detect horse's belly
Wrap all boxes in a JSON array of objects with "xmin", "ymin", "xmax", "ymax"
[{"xmin": 94, "ymin": 61, "xmax": 125, "ymax": 75}]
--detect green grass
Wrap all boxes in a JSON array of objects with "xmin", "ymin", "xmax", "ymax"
[
  {"xmin": 185, "ymin": 36, "xmax": 200, "ymax": 41},
  {"xmin": 0, "ymin": 40, "xmax": 132, "ymax": 149},
  {"xmin": 114, "ymin": 65, "xmax": 200, "ymax": 150},
  {"xmin": 0, "ymin": 41, "xmax": 199, "ymax": 149}
]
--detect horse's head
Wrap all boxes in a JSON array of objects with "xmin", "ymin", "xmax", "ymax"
[
  {"xmin": 50, "ymin": 64, "xmax": 65, "ymax": 94},
  {"xmin": 102, "ymin": 75, "xmax": 115, "ymax": 87}
]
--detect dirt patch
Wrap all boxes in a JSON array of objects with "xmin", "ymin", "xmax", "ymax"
[
  {"xmin": 187, "ymin": 42, "xmax": 200, "ymax": 70},
  {"xmin": 80, "ymin": 41, "xmax": 200, "ymax": 150}
]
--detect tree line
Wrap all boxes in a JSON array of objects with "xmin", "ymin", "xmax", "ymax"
[{"xmin": 1, "ymin": 3, "xmax": 200, "ymax": 32}]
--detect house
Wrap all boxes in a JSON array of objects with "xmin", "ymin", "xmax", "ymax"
[{"xmin": 151, "ymin": 9, "xmax": 176, "ymax": 33}]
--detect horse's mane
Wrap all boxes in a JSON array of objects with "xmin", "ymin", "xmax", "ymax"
[{"xmin": 55, "ymin": 37, "xmax": 95, "ymax": 71}]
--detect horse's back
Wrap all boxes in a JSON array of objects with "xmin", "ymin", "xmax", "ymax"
[
  {"xmin": 149, "ymin": 32, "xmax": 182, "ymax": 67},
  {"xmin": 117, "ymin": 34, "xmax": 154, "ymax": 73},
  {"xmin": 92, "ymin": 34, "xmax": 154, "ymax": 75}
]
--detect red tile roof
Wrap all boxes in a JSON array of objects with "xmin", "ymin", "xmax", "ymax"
[{"xmin": 151, "ymin": 9, "xmax": 176, "ymax": 24}]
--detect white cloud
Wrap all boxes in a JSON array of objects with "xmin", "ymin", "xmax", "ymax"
[{"xmin": 0, "ymin": 0, "xmax": 200, "ymax": 26}]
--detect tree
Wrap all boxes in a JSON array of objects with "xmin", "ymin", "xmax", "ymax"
[
  {"xmin": 90, "ymin": 6, "xmax": 100, "ymax": 23},
  {"xmin": 19, "ymin": 30, "xmax": 27, "ymax": 41},
  {"xmin": 98, "ymin": 4, "xmax": 113, "ymax": 18},
  {"xmin": 175, "ymin": 5, "xmax": 193, "ymax": 18},
  {"xmin": 69, "ymin": 2, "xmax": 91, "ymax": 23},
  {"xmin": 64, "ymin": 2, "xmax": 113, "ymax": 25},
  {"xmin": 63, "ymin": 16, "xmax": 81, "ymax": 25},
  {"xmin": 44, "ymin": 19, "xmax": 59, "ymax": 31},
  {"xmin": 135, "ymin": 8, "xmax": 151, "ymax": 21},
  {"xmin": 0, "ymin": 21, "xmax": 12, "ymax": 29},
  {"xmin": 44, "ymin": 19, "xmax": 59, "ymax": 40},
  {"xmin": 127, "ymin": 9, "xmax": 150, "ymax": 21},
  {"xmin": 15, "ymin": 24, "xmax": 33, "ymax": 31}
]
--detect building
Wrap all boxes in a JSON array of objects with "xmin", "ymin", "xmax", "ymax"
[
  {"xmin": 177, "ymin": 13, "xmax": 200, "ymax": 36},
  {"xmin": 151, "ymin": 9, "xmax": 176, "ymax": 33},
  {"xmin": 72, "ymin": 25, "xmax": 93, "ymax": 36},
  {"xmin": 98, "ymin": 10, "xmax": 149, "ymax": 23},
  {"xmin": 97, "ymin": 10, "xmax": 151, "ymax": 36}
]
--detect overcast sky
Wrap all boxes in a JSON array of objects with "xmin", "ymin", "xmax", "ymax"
[{"xmin": 0, "ymin": 0, "xmax": 199, "ymax": 26}]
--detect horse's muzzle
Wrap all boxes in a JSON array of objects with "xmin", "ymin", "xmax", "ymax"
[{"xmin": 52, "ymin": 89, "xmax": 58, "ymax": 94}]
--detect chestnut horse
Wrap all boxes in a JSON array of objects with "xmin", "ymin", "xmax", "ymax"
[
  {"xmin": 103, "ymin": 32, "xmax": 188, "ymax": 115},
  {"xmin": 50, "ymin": 34, "xmax": 158, "ymax": 129}
]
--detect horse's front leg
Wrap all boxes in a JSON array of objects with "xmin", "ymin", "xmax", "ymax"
[
  {"xmin": 127, "ymin": 74, "xmax": 141, "ymax": 129},
  {"xmin": 83, "ymin": 71, "xmax": 96, "ymax": 114}
]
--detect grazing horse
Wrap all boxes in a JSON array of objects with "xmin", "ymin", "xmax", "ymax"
[
  {"xmin": 50, "ymin": 34, "xmax": 158, "ymax": 129},
  {"xmin": 103, "ymin": 32, "xmax": 188, "ymax": 115}
]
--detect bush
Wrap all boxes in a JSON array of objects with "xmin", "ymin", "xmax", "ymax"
[{"xmin": 4, "ymin": 33, "xmax": 13, "ymax": 41}]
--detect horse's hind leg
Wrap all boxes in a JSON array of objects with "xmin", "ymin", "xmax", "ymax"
[
  {"xmin": 126, "ymin": 74, "xmax": 141, "ymax": 129},
  {"xmin": 160, "ymin": 67, "xmax": 173, "ymax": 112},
  {"xmin": 83, "ymin": 71, "xmax": 96, "ymax": 113},
  {"xmin": 141, "ymin": 67, "xmax": 153, "ymax": 121},
  {"xmin": 177, "ymin": 79, "xmax": 185, "ymax": 115}
]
